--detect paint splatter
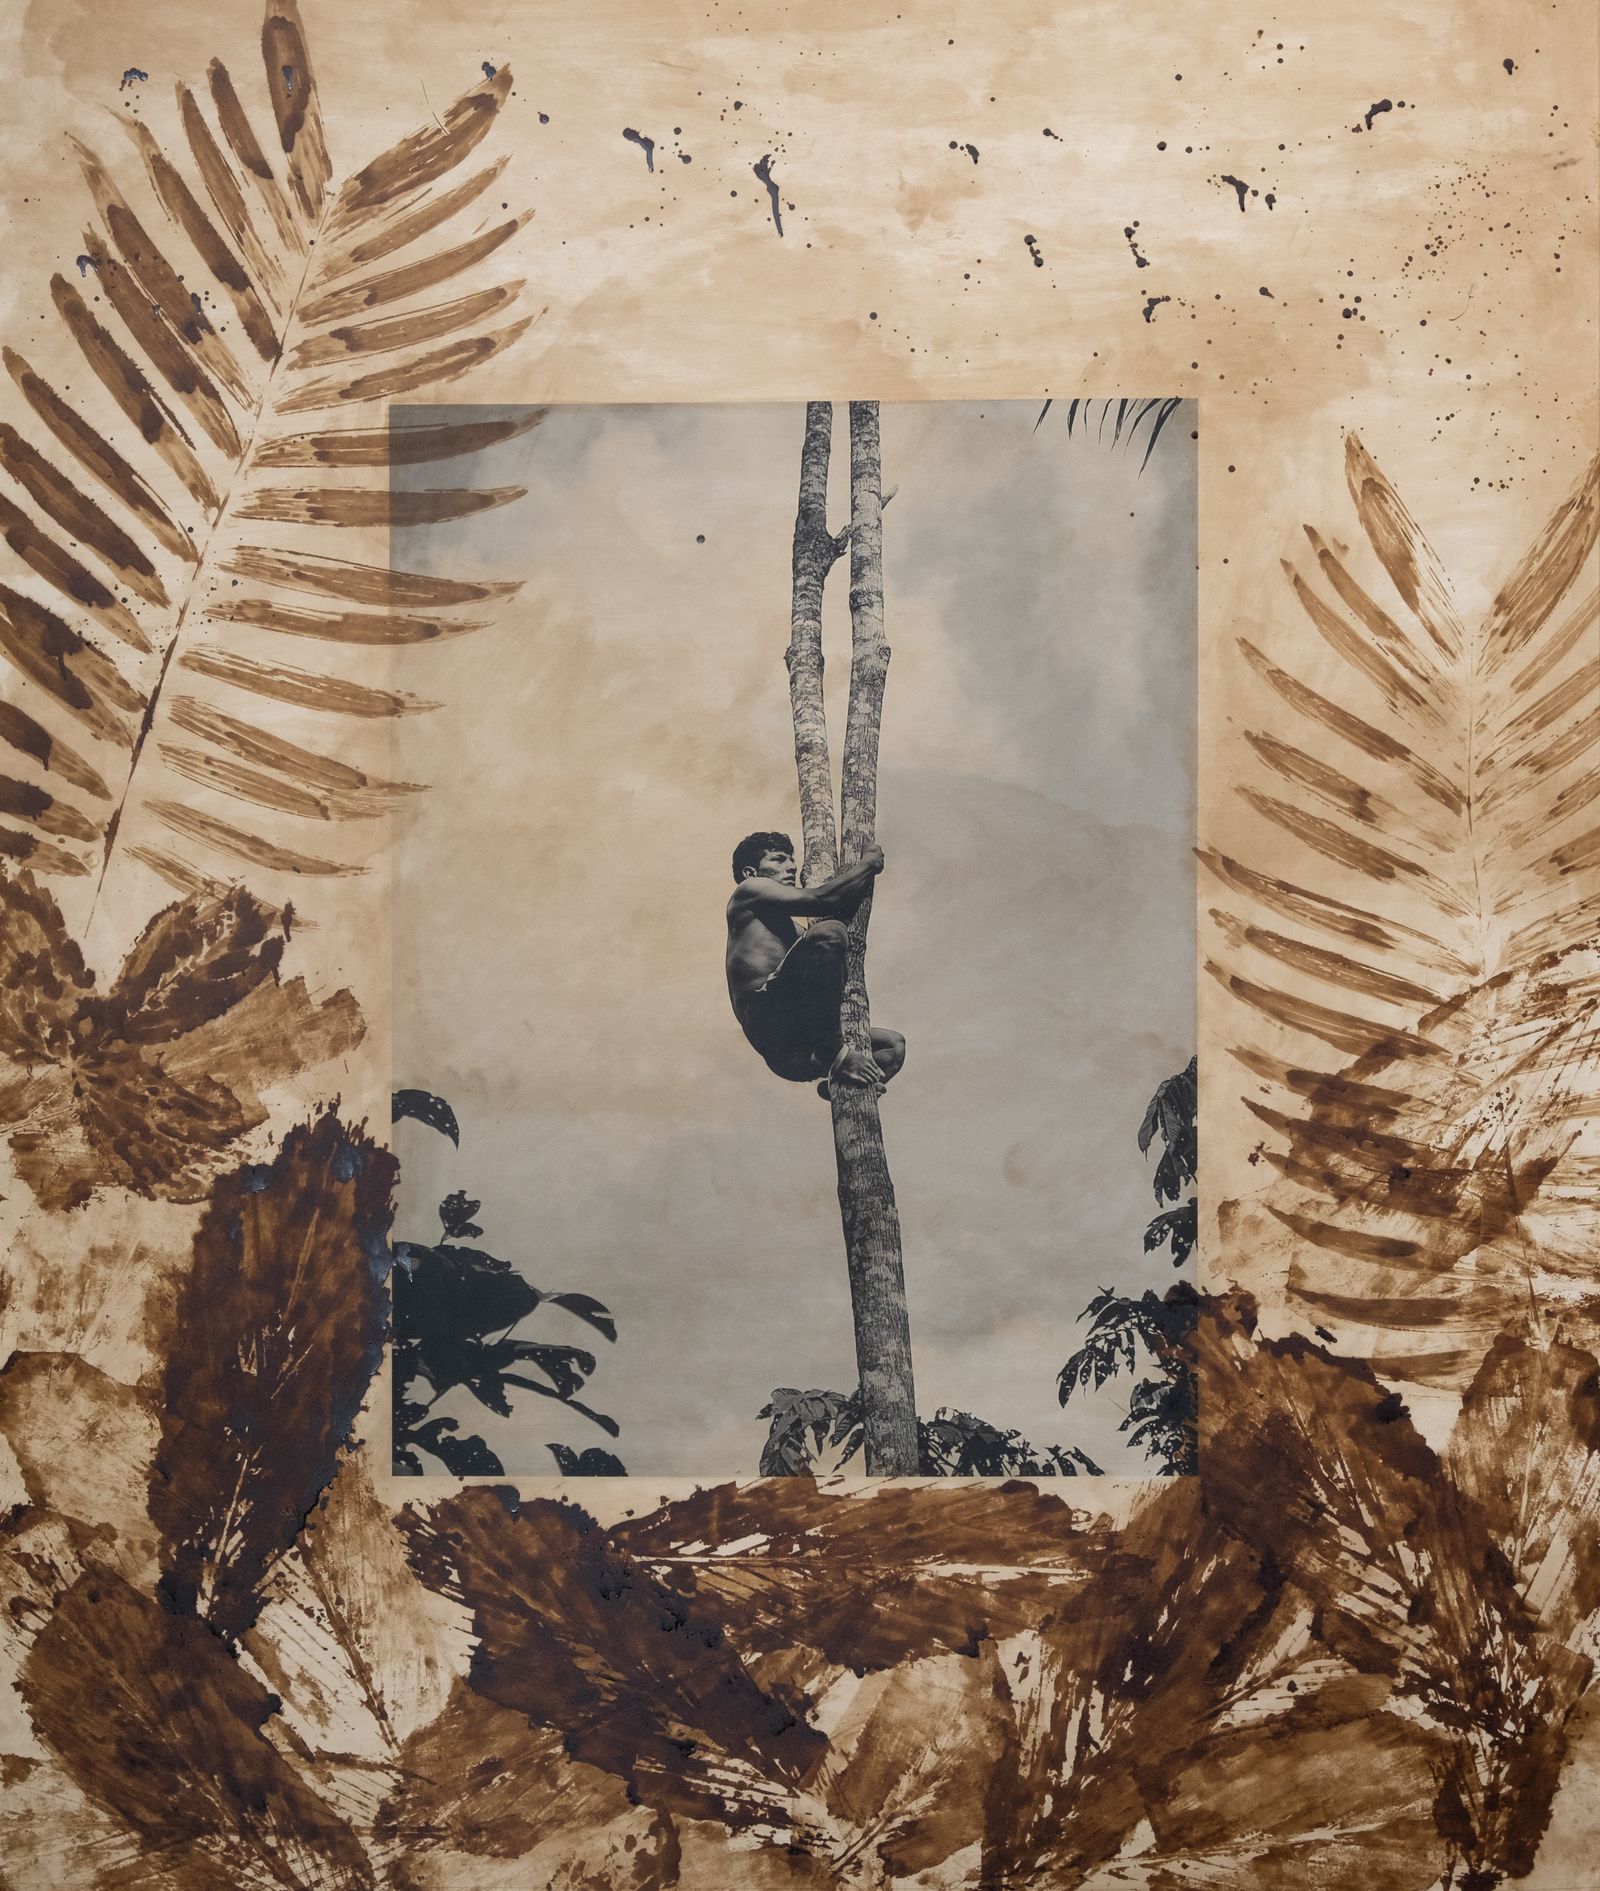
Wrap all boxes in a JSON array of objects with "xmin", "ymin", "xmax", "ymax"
[
  {"xmin": 74, "ymin": 253, "xmax": 99, "ymax": 277},
  {"xmin": 1024, "ymin": 233, "xmax": 1045, "ymax": 267},
  {"xmin": 1220, "ymin": 174, "xmax": 1250, "ymax": 212},
  {"xmin": 482, "ymin": 61, "xmax": 497, "ymax": 79},
  {"xmin": 1503, "ymin": 57, "xmax": 1516, "ymax": 74},
  {"xmin": 1042, "ymin": 127, "xmax": 1062, "ymax": 140},
  {"xmin": 1124, "ymin": 223, "xmax": 1150, "ymax": 268},
  {"xmin": 119, "ymin": 68, "xmax": 148, "ymax": 91},
  {"xmin": 753, "ymin": 154, "xmax": 783, "ymax": 236},
  {"xmin": 1362, "ymin": 99, "xmax": 1394, "ymax": 130},
  {"xmin": 622, "ymin": 127, "xmax": 655, "ymax": 172},
  {"xmin": 1143, "ymin": 294, "xmax": 1171, "ymax": 322}
]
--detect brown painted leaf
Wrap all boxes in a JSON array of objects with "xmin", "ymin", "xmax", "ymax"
[
  {"xmin": 1448, "ymin": 1332, "xmax": 1600, "ymax": 1648},
  {"xmin": 402, "ymin": 1487, "xmax": 826, "ymax": 1825},
  {"xmin": 244, "ymin": 1452, "xmax": 470, "ymax": 1761},
  {"xmin": 0, "ymin": 865, "xmax": 93, "ymax": 1064},
  {"xmin": 314, "ymin": 156, "xmax": 507, "ymax": 281},
  {"xmin": 74, "ymin": 138, "xmax": 255, "ymax": 408},
  {"xmin": 1135, "ymin": 1711, "xmax": 1446, "ymax": 1890},
  {"xmin": 60, "ymin": 1043, "xmax": 254, "ymax": 1203},
  {"xmin": 5, "ymin": 344, "xmax": 195, "ymax": 568},
  {"xmin": 149, "ymin": 1110, "xmax": 396, "ymax": 1639},
  {"xmin": 105, "ymin": 884, "xmax": 284, "ymax": 1042},
  {"xmin": 614, "ymin": 1478, "xmax": 1126, "ymax": 1675},
  {"xmin": 372, "ymin": 1678, "xmax": 677, "ymax": 1888},
  {"xmin": 0, "ymin": 698, "xmax": 110, "ymax": 800},
  {"xmin": 300, "ymin": 215, "xmax": 529, "ymax": 325},
  {"xmin": 250, "ymin": 407, "xmax": 544, "ymax": 470},
  {"xmin": 333, "ymin": 66, "xmax": 512, "ymax": 222},
  {"xmin": 149, "ymin": 797, "xmax": 366, "ymax": 876},
  {"xmin": 1192, "ymin": 1296, "xmax": 1590, "ymax": 1885},
  {"xmin": 0, "ymin": 1353, "xmax": 162, "ymax": 1590},
  {"xmin": 180, "ymin": 643, "xmax": 438, "ymax": 717},
  {"xmin": 167, "ymin": 694, "xmax": 423, "ymax": 813},
  {"xmin": 0, "ymin": 871, "xmax": 364, "ymax": 1208},
  {"xmin": 122, "ymin": 116, "xmax": 282, "ymax": 363},
  {"xmin": 0, "ymin": 582, "xmax": 139, "ymax": 749},
  {"xmin": 183, "ymin": 74, "xmax": 294, "ymax": 296},
  {"xmin": 984, "ymin": 1475, "xmax": 1272, "ymax": 1885},
  {"xmin": 803, "ymin": 1647, "xmax": 1015, "ymax": 1878},
  {"xmin": 19, "ymin": 1567, "xmax": 373, "ymax": 1890},
  {"xmin": 1221, "ymin": 443, "xmax": 1600, "ymax": 1380},
  {"xmin": 206, "ymin": 597, "xmax": 487, "ymax": 645},
  {"xmin": 221, "ymin": 544, "xmax": 517, "ymax": 606},
  {"xmin": 50, "ymin": 268, "xmax": 220, "ymax": 510},
  {"xmin": 5, "ymin": 0, "xmax": 532, "ymax": 900}
]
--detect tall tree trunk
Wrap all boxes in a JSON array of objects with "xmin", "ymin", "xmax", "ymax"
[
  {"xmin": 782, "ymin": 400, "xmax": 919, "ymax": 1475},
  {"xmin": 834, "ymin": 401, "xmax": 918, "ymax": 1474},
  {"xmin": 784, "ymin": 401, "xmax": 840, "ymax": 883}
]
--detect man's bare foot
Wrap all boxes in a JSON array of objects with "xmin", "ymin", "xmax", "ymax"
[{"xmin": 826, "ymin": 1046, "xmax": 886, "ymax": 1094}]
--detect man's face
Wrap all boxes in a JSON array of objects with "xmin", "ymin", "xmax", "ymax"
[{"xmin": 755, "ymin": 848, "xmax": 797, "ymax": 886}]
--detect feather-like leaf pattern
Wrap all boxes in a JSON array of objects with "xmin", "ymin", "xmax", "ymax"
[
  {"xmin": 1215, "ymin": 440, "xmax": 1600, "ymax": 1383},
  {"xmin": 0, "ymin": 0, "xmax": 531, "ymax": 898}
]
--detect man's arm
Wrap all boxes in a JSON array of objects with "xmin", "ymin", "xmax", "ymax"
[{"xmin": 731, "ymin": 848, "xmax": 883, "ymax": 919}]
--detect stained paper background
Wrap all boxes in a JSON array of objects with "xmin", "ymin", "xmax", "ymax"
[{"xmin": 0, "ymin": 1, "xmax": 1595, "ymax": 1886}]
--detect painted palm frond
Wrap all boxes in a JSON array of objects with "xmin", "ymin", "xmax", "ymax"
[
  {"xmin": 0, "ymin": 1, "xmax": 541, "ymax": 911},
  {"xmin": 1211, "ymin": 438, "xmax": 1600, "ymax": 1386},
  {"xmin": 1034, "ymin": 395, "xmax": 1183, "ymax": 470}
]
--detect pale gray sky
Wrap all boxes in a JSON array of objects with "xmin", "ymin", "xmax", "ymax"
[{"xmin": 390, "ymin": 398, "xmax": 1196, "ymax": 1477}]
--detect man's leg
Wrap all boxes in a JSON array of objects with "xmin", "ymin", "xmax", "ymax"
[
  {"xmin": 871, "ymin": 1027, "xmax": 906, "ymax": 1082},
  {"xmin": 749, "ymin": 920, "xmax": 850, "ymax": 1082}
]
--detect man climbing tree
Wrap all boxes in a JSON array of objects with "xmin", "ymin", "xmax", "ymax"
[
  {"xmin": 726, "ymin": 832, "xmax": 907, "ymax": 1095},
  {"xmin": 731, "ymin": 399, "xmax": 920, "ymax": 1476}
]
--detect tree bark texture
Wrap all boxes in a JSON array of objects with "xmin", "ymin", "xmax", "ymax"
[
  {"xmin": 784, "ymin": 401, "xmax": 840, "ymax": 886},
  {"xmin": 832, "ymin": 400, "xmax": 919, "ymax": 1476},
  {"xmin": 780, "ymin": 399, "xmax": 919, "ymax": 1476}
]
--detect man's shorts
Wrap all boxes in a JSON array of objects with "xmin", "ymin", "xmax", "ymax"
[{"xmin": 737, "ymin": 928, "xmax": 845, "ymax": 1082}]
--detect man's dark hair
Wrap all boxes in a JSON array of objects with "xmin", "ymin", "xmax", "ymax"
[{"xmin": 732, "ymin": 831, "xmax": 795, "ymax": 883}]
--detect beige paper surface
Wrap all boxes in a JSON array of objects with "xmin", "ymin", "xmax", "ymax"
[{"xmin": 0, "ymin": 1, "xmax": 1595, "ymax": 1884}]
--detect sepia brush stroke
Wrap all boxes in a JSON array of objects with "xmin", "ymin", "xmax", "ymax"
[
  {"xmin": 373, "ymin": 1678, "xmax": 680, "ymax": 1888},
  {"xmin": 251, "ymin": 406, "xmax": 545, "ymax": 469},
  {"xmin": 167, "ymin": 694, "xmax": 422, "ymax": 810},
  {"xmin": 206, "ymin": 598, "xmax": 489, "ymax": 646},
  {"xmin": 181, "ymin": 643, "xmax": 440, "ymax": 717},
  {"xmin": 222, "ymin": 543, "xmax": 521, "ymax": 605},
  {"xmin": 235, "ymin": 483, "xmax": 524, "ymax": 526},
  {"xmin": 300, "ymin": 216, "xmax": 531, "ymax": 325},
  {"xmin": 48, "ymin": 269, "xmax": 222, "ymax": 510},
  {"xmin": 0, "ymin": 424, "xmax": 171, "ymax": 610},
  {"xmin": 333, "ymin": 66, "xmax": 513, "ymax": 222},
  {"xmin": 4, "ymin": 347, "xmax": 198, "ymax": 568},
  {"xmin": 149, "ymin": 797, "xmax": 369, "ymax": 873},
  {"xmin": 316, "ymin": 157, "xmax": 510, "ymax": 278}
]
